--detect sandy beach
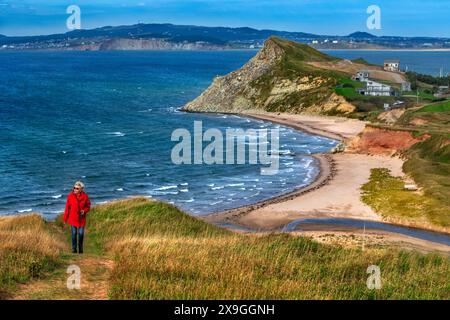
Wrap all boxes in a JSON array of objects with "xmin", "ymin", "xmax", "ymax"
[
  {"xmin": 215, "ymin": 152, "xmax": 405, "ymax": 230},
  {"xmin": 241, "ymin": 111, "xmax": 367, "ymax": 142},
  {"xmin": 205, "ymin": 111, "xmax": 403, "ymax": 228}
]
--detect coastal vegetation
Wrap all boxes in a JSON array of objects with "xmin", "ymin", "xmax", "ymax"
[
  {"xmin": 2, "ymin": 198, "xmax": 449, "ymax": 299},
  {"xmin": 0, "ymin": 215, "xmax": 63, "ymax": 299},
  {"xmin": 406, "ymin": 71, "xmax": 450, "ymax": 91},
  {"xmin": 362, "ymin": 168, "xmax": 449, "ymax": 229},
  {"xmin": 402, "ymin": 136, "xmax": 450, "ymax": 227},
  {"xmin": 417, "ymin": 100, "xmax": 450, "ymax": 113},
  {"xmin": 361, "ymin": 103, "xmax": 450, "ymax": 229}
]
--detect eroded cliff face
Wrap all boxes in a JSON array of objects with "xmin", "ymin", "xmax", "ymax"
[
  {"xmin": 348, "ymin": 126, "xmax": 430, "ymax": 156},
  {"xmin": 183, "ymin": 37, "xmax": 355, "ymax": 115},
  {"xmin": 183, "ymin": 37, "xmax": 285, "ymax": 113},
  {"xmin": 99, "ymin": 38, "xmax": 227, "ymax": 50}
]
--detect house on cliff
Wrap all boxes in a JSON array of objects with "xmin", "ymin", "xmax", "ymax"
[
  {"xmin": 384, "ymin": 60, "xmax": 400, "ymax": 72},
  {"xmin": 358, "ymin": 80, "xmax": 394, "ymax": 97}
]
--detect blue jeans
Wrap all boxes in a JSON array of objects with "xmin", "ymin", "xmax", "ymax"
[{"xmin": 71, "ymin": 226, "xmax": 85, "ymax": 253}]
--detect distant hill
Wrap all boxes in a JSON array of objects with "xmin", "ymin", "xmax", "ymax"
[
  {"xmin": 348, "ymin": 32, "xmax": 377, "ymax": 39},
  {"xmin": 0, "ymin": 23, "xmax": 318, "ymax": 46},
  {"xmin": 0, "ymin": 23, "xmax": 449, "ymax": 51}
]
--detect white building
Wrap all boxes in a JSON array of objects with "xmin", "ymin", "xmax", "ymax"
[
  {"xmin": 358, "ymin": 80, "xmax": 393, "ymax": 97},
  {"xmin": 384, "ymin": 60, "xmax": 400, "ymax": 72},
  {"xmin": 353, "ymin": 70, "xmax": 370, "ymax": 82}
]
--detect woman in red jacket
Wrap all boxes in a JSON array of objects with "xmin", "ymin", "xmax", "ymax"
[{"xmin": 63, "ymin": 181, "xmax": 91, "ymax": 254}]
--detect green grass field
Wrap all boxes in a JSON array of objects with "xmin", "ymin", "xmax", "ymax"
[
  {"xmin": 402, "ymin": 136, "xmax": 450, "ymax": 228},
  {"xmin": 334, "ymin": 87, "xmax": 362, "ymax": 99},
  {"xmin": 417, "ymin": 101, "xmax": 450, "ymax": 113},
  {"xmin": 361, "ymin": 98, "xmax": 450, "ymax": 230},
  {"xmin": 362, "ymin": 168, "xmax": 449, "ymax": 229}
]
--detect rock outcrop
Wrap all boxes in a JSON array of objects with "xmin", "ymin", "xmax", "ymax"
[{"xmin": 184, "ymin": 37, "xmax": 355, "ymax": 115}]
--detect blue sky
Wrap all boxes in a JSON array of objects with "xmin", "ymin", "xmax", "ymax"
[{"xmin": 0, "ymin": 0, "xmax": 449, "ymax": 37}]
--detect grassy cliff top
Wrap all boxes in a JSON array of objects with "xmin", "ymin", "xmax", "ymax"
[{"xmin": 267, "ymin": 36, "xmax": 338, "ymax": 63}]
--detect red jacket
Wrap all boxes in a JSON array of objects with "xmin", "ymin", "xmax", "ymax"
[{"xmin": 63, "ymin": 192, "xmax": 91, "ymax": 228}]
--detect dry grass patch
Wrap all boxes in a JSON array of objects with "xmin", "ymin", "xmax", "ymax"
[
  {"xmin": 107, "ymin": 234, "xmax": 449, "ymax": 300},
  {"xmin": 0, "ymin": 214, "xmax": 64, "ymax": 298}
]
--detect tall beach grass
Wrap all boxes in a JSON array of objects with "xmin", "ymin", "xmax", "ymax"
[{"xmin": 86, "ymin": 198, "xmax": 449, "ymax": 300}]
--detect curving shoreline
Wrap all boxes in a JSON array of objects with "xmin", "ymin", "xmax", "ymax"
[{"xmin": 203, "ymin": 111, "xmax": 360, "ymax": 230}]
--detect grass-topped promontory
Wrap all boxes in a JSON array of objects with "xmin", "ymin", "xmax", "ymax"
[
  {"xmin": 84, "ymin": 198, "xmax": 448, "ymax": 299},
  {"xmin": 1, "ymin": 198, "xmax": 449, "ymax": 299},
  {"xmin": 248, "ymin": 37, "xmax": 345, "ymax": 114}
]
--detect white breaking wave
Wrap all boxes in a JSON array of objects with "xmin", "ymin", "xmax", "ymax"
[
  {"xmin": 107, "ymin": 132, "xmax": 126, "ymax": 137},
  {"xmin": 227, "ymin": 183, "xmax": 244, "ymax": 187},
  {"xmin": 302, "ymin": 158, "xmax": 314, "ymax": 168},
  {"xmin": 154, "ymin": 185, "xmax": 178, "ymax": 191}
]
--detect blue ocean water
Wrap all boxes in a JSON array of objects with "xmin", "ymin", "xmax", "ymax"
[
  {"xmin": 322, "ymin": 50, "xmax": 450, "ymax": 76},
  {"xmin": 0, "ymin": 50, "xmax": 337, "ymax": 218}
]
